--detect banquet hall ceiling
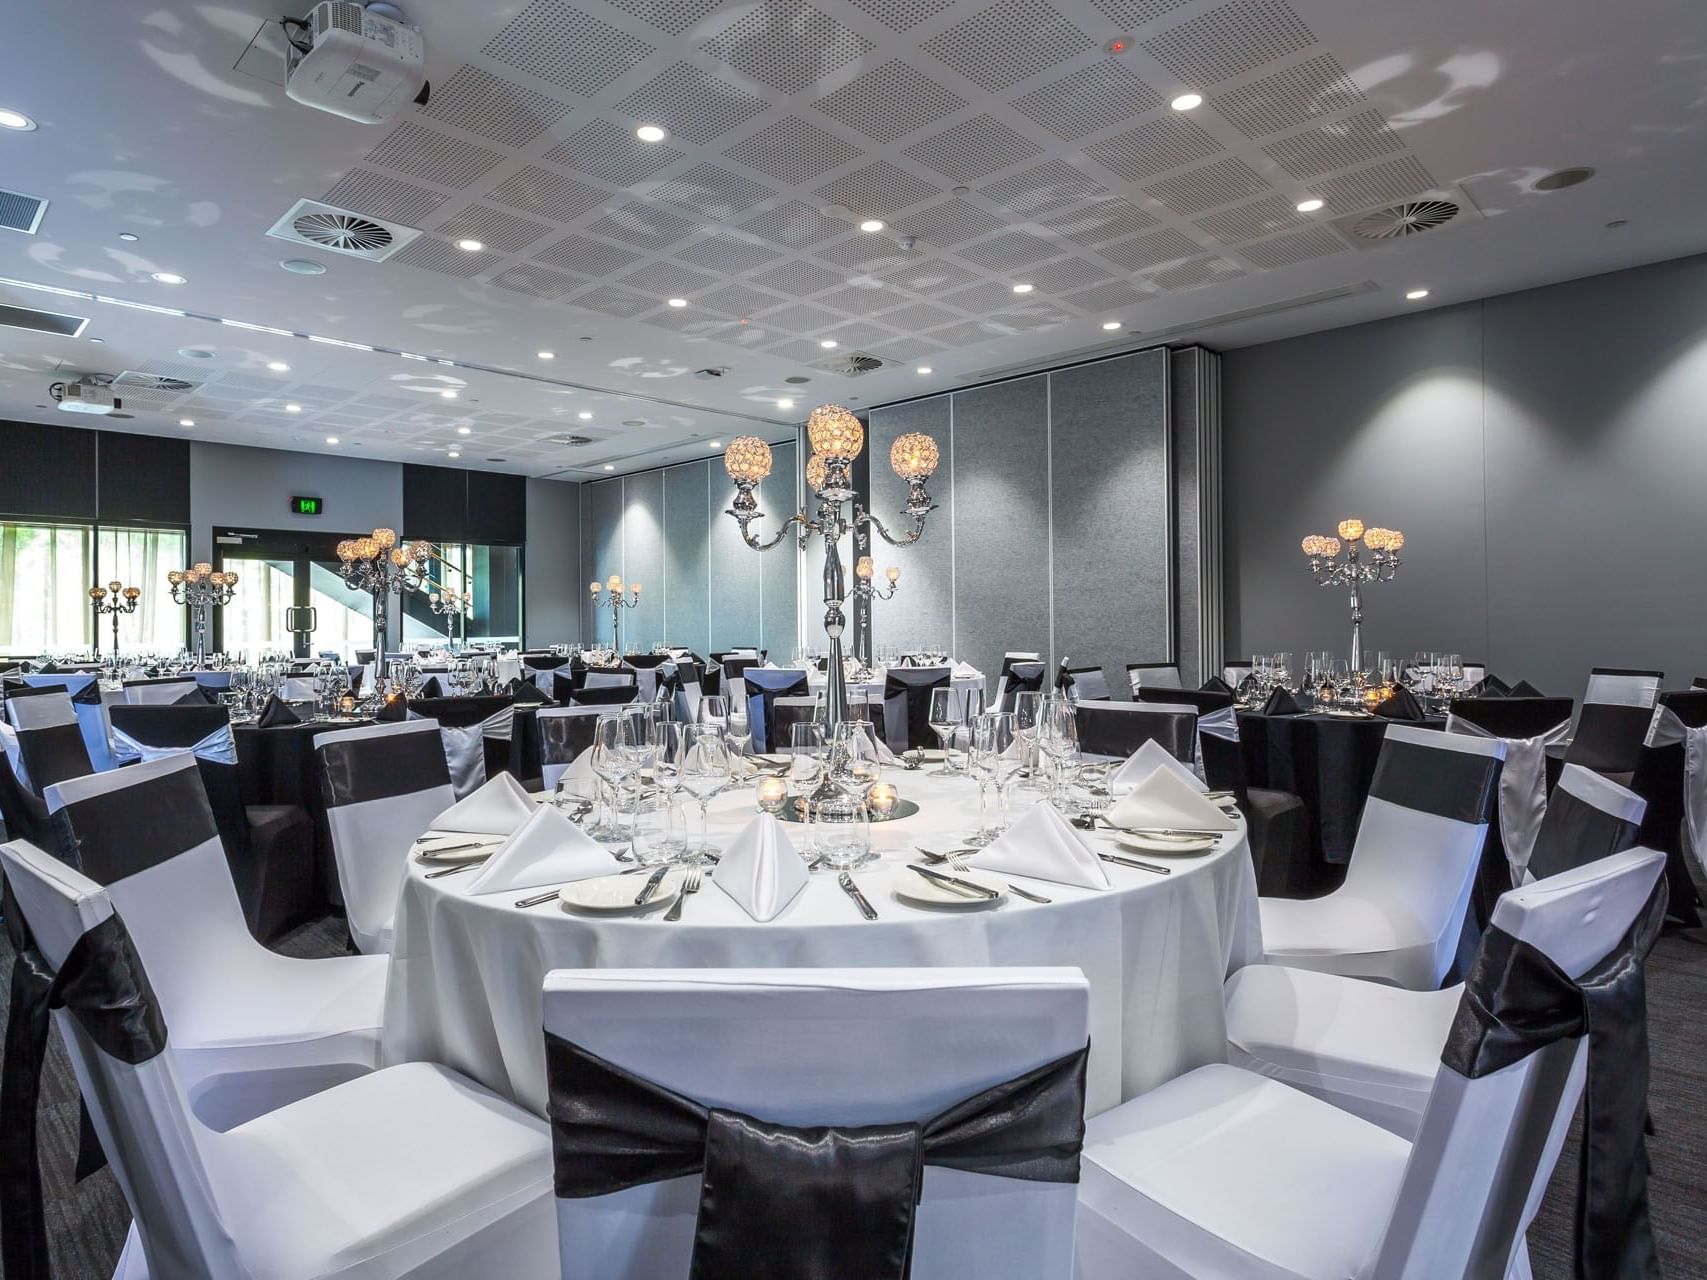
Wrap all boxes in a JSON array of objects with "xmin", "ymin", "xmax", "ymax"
[{"xmin": 1, "ymin": 0, "xmax": 1704, "ymax": 477}]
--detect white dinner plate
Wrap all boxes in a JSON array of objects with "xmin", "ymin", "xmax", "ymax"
[
  {"xmin": 559, "ymin": 869, "xmax": 685, "ymax": 914},
  {"xmin": 415, "ymin": 837, "xmax": 501, "ymax": 864},
  {"xmin": 1204, "ymin": 790, "xmax": 1235, "ymax": 802},
  {"xmin": 909, "ymin": 748, "xmax": 950, "ymax": 761},
  {"xmin": 751, "ymin": 753, "xmax": 793, "ymax": 768},
  {"xmin": 1114, "ymin": 830, "xmax": 1219, "ymax": 855},
  {"xmin": 1325, "ymin": 709, "xmax": 1373, "ymax": 719},
  {"xmin": 891, "ymin": 866, "xmax": 1007, "ymax": 909}
]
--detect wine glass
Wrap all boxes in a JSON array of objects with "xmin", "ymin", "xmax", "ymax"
[
  {"xmin": 979, "ymin": 711, "xmax": 1022, "ymax": 834},
  {"xmin": 677, "ymin": 724, "xmax": 732, "ymax": 856},
  {"xmin": 1036, "ymin": 694, "xmax": 1079, "ymax": 805},
  {"xmin": 926, "ymin": 687, "xmax": 958, "ymax": 775},
  {"xmin": 588, "ymin": 712, "xmax": 644, "ymax": 844},
  {"xmin": 788, "ymin": 722, "xmax": 824, "ymax": 786}
]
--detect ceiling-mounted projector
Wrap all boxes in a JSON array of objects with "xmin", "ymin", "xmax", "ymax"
[
  {"xmin": 282, "ymin": 1, "xmax": 429, "ymax": 125},
  {"xmin": 50, "ymin": 378, "xmax": 120, "ymax": 415}
]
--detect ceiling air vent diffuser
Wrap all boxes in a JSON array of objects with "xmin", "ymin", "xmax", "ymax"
[
  {"xmin": 266, "ymin": 198, "xmax": 421, "ymax": 262},
  {"xmin": 810, "ymin": 350, "xmax": 884, "ymax": 377},
  {"xmin": 0, "ymin": 187, "xmax": 48, "ymax": 234},
  {"xmin": 1346, "ymin": 199, "xmax": 1459, "ymax": 240}
]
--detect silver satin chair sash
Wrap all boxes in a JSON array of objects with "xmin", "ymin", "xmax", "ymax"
[
  {"xmin": 1645, "ymin": 704, "xmax": 1707, "ymax": 879},
  {"xmin": 411, "ymin": 706, "xmax": 514, "ymax": 798},
  {"xmin": 0, "ymin": 720, "xmax": 26, "ymax": 792},
  {"xmin": 1446, "ymin": 712, "xmax": 1572, "ymax": 881},
  {"xmin": 1194, "ymin": 705, "xmax": 1239, "ymax": 775},
  {"xmin": 108, "ymin": 724, "xmax": 239, "ymax": 768}
]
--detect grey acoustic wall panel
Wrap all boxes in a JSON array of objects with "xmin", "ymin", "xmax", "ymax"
[
  {"xmin": 1050, "ymin": 352, "xmax": 1170, "ymax": 692},
  {"xmin": 621, "ymin": 469, "xmax": 666, "ymax": 652},
  {"xmin": 664, "ymin": 460, "xmax": 711, "ymax": 655},
  {"xmin": 709, "ymin": 468, "xmax": 764, "ymax": 652},
  {"xmin": 585, "ymin": 477, "xmax": 626, "ymax": 648},
  {"xmin": 760, "ymin": 440, "xmax": 799, "ymax": 655},
  {"xmin": 1170, "ymin": 347, "xmax": 1220, "ymax": 685},
  {"xmin": 954, "ymin": 376, "xmax": 1052, "ymax": 686},
  {"xmin": 524, "ymin": 477, "xmax": 582, "ymax": 646},
  {"xmin": 867, "ymin": 396, "xmax": 953, "ymax": 658}
]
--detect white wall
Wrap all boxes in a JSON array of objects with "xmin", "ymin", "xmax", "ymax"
[{"xmin": 188, "ymin": 441, "xmax": 404, "ymax": 562}]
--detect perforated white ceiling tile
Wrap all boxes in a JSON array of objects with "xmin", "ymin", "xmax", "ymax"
[
  {"xmin": 571, "ymin": 285, "xmax": 657, "ymax": 318},
  {"xmin": 819, "ymin": 319, "xmax": 900, "ymax": 347},
  {"xmin": 486, "ymin": 167, "xmax": 610, "ymax": 223},
  {"xmin": 978, "ymin": 161, "xmax": 1108, "ymax": 219},
  {"xmin": 875, "ymin": 299, "xmax": 959, "ymax": 331},
  {"xmin": 1090, "ymin": 0, "xmax": 1196, "ymax": 27},
  {"xmin": 930, "ymin": 319, "xmax": 1001, "ymax": 347},
  {"xmin": 871, "ymin": 335, "xmax": 947, "ymax": 363},
  {"xmin": 1010, "ymin": 60, "xmax": 1164, "ymax": 142},
  {"xmin": 888, "ymin": 199, "xmax": 1007, "ymax": 250},
  {"xmin": 417, "ymin": 65, "xmax": 572, "ymax": 148},
  {"xmin": 903, "ymin": 114, "xmax": 1044, "ymax": 184},
  {"xmin": 701, "ymin": 0, "xmax": 873, "ymax": 95},
  {"xmin": 533, "ymin": 233, "xmax": 643, "ymax": 276},
  {"xmin": 700, "ymin": 282, "xmax": 793, "ymax": 317},
  {"xmin": 650, "ymin": 164, "xmax": 779, "ymax": 219},
  {"xmin": 1083, "ymin": 116, "xmax": 1224, "ymax": 184},
  {"xmin": 585, "ymin": 202, "xmax": 701, "ymax": 250},
  {"xmin": 436, "ymin": 204, "xmax": 552, "ymax": 254},
  {"xmin": 724, "ymin": 116, "xmax": 864, "ymax": 186},
  {"xmin": 875, "ymin": 255, "xmax": 983, "ymax": 291},
  {"xmin": 323, "ymin": 170, "xmax": 448, "ymax": 225},
  {"xmin": 983, "ymin": 305, "xmax": 1071, "ymax": 331},
  {"xmin": 941, "ymin": 279, "xmax": 1029, "ymax": 313},
  {"xmin": 815, "ymin": 160, "xmax": 942, "ymax": 219},
  {"xmin": 1195, "ymin": 194, "xmax": 1300, "ymax": 243},
  {"xmin": 748, "ymin": 258, "xmax": 845, "ymax": 295},
  {"xmin": 1063, "ymin": 279, "xmax": 1149, "ymax": 313},
  {"xmin": 1150, "ymin": 256, "xmax": 1245, "ymax": 290},
  {"xmin": 810, "ymin": 60, "xmax": 967, "ymax": 145},
  {"xmin": 393, "ymin": 237, "xmax": 505, "ymax": 277},
  {"xmin": 616, "ymin": 63, "xmax": 771, "ymax": 145},
  {"xmin": 738, "ymin": 199, "xmax": 853, "ymax": 248},
  {"xmin": 1099, "ymin": 226, "xmax": 1204, "ymax": 271},
  {"xmin": 616, "ymin": 260, "xmax": 722, "ymax": 299},
  {"xmin": 1210, "ymin": 54, "xmax": 1365, "ymax": 140},
  {"xmin": 604, "ymin": 0, "xmax": 725, "ymax": 36},
  {"xmin": 956, "ymin": 229, "xmax": 1063, "ymax": 271},
  {"xmin": 848, "ymin": 0, "xmax": 956, "ymax": 30},
  {"xmin": 814, "ymin": 236, "xmax": 912, "ymax": 271},
  {"xmin": 545, "ymin": 120, "xmax": 684, "ymax": 187},
  {"xmin": 366, "ymin": 123, "xmax": 505, "ymax": 188},
  {"xmin": 816, "ymin": 282, "xmax": 902, "ymax": 315},
  {"xmin": 483, "ymin": 0, "xmax": 657, "ymax": 94},
  {"xmin": 921, "ymin": 0, "xmax": 1096, "ymax": 93},
  {"xmin": 673, "ymin": 233, "xmax": 785, "ymax": 275},
  {"xmin": 1144, "ymin": 156, "xmax": 1272, "ymax": 215},
  {"xmin": 755, "ymin": 301, "xmax": 845, "ymax": 332},
  {"xmin": 764, "ymin": 337, "xmax": 832, "ymax": 363},
  {"xmin": 1143, "ymin": 0, "xmax": 1317, "ymax": 87},
  {"xmin": 1263, "ymin": 108, "xmax": 1404, "ymax": 179},
  {"xmin": 1041, "ymin": 198, "xmax": 1158, "ymax": 247},
  {"xmin": 642, "ymin": 308, "xmax": 742, "ymax": 335},
  {"xmin": 1237, "ymin": 225, "xmax": 1348, "ymax": 269},
  {"xmin": 1318, "ymin": 154, "xmax": 1439, "ymax": 212},
  {"xmin": 1025, "ymin": 255, "xmax": 1116, "ymax": 294}
]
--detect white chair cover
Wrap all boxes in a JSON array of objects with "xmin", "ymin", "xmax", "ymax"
[
  {"xmin": 1446, "ymin": 710, "xmax": 1573, "ymax": 882},
  {"xmin": 123, "ymin": 678, "xmax": 201, "ymax": 705},
  {"xmin": 1645, "ymin": 703, "xmax": 1707, "ymax": 878},
  {"xmin": 545, "ymin": 967, "xmax": 1089, "ymax": 1280}
]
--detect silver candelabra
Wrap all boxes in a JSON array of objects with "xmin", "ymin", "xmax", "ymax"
[
  {"xmin": 851, "ymin": 555, "xmax": 901, "ymax": 602},
  {"xmin": 1300, "ymin": 518, "xmax": 1405, "ymax": 671},
  {"xmin": 167, "ymin": 563, "xmax": 238, "ymax": 666},
  {"xmin": 336, "ymin": 529, "xmax": 434, "ymax": 649},
  {"xmin": 588, "ymin": 574, "xmax": 641, "ymax": 653},
  {"xmin": 723, "ymin": 405, "xmax": 938, "ymax": 735},
  {"xmin": 89, "ymin": 580, "xmax": 141, "ymax": 658}
]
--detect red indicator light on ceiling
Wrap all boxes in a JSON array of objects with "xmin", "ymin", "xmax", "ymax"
[{"xmin": 1109, "ymin": 38, "xmax": 1125, "ymax": 51}]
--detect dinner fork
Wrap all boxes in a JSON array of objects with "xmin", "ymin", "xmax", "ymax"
[
  {"xmin": 662, "ymin": 866, "xmax": 703, "ymax": 921},
  {"xmin": 944, "ymin": 851, "xmax": 1051, "ymax": 904}
]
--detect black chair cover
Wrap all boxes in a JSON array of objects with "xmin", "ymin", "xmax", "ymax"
[
  {"xmin": 1075, "ymin": 703, "xmax": 1195, "ymax": 761},
  {"xmin": 1136, "ymin": 686, "xmax": 1233, "ymax": 715},
  {"xmin": 882, "ymin": 668, "xmax": 951, "ymax": 752},
  {"xmin": 571, "ymin": 684, "xmax": 639, "ymax": 708},
  {"xmin": 743, "ymin": 670, "xmax": 811, "ymax": 753}
]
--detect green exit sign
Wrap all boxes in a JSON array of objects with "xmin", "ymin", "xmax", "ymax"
[{"xmin": 290, "ymin": 495, "xmax": 323, "ymax": 516}]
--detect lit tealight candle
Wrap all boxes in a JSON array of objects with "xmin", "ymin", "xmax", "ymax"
[
  {"xmin": 756, "ymin": 775, "xmax": 789, "ymax": 815},
  {"xmin": 867, "ymin": 781, "xmax": 898, "ymax": 817}
]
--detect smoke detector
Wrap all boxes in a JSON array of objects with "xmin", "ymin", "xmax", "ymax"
[
  {"xmin": 810, "ymin": 350, "xmax": 885, "ymax": 377},
  {"xmin": 266, "ymin": 198, "xmax": 421, "ymax": 262}
]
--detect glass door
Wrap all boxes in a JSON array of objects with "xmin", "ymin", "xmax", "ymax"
[{"xmin": 213, "ymin": 529, "xmax": 378, "ymax": 661}]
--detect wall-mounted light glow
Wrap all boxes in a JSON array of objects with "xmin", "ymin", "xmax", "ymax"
[
  {"xmin": 1169, "ymin": 92, "xmax": 1202, "ymax": 111},
  {"xmin": 636, "ymin": 125, "xmax": 667, "ymax": 142}
]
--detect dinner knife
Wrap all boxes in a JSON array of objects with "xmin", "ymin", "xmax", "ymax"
[
  {"xmin": 423, "ymin": 857, "xmax": 487, "ymax": 879},
  {"xmin": 633, "ymin": 866, "xmax": 670, "ymax": 906},
  {"xmin": 837, "ymin": 872, "xmax": 878, "ymax": 920},
  {"xmin": 906, "ymin": 863, "xmax": 999, "ymax": 900},
  {"xmin": 1098, "ymin": 852, "xmax": 1171, "ymax": 875}
]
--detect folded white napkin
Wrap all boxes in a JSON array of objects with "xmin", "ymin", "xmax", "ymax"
[
  {"xmin": 1107, "ymin": 766, "xmax": 1237, "ymax": 832},
  {"xmin": 554, "ymin": 746, "xmax": 596, "ymax": 790},
  {"xmin": 714, "ymin": 814, "xmax": 809, "ymax": 921},
  {"xmin": 431, "ymin": 771, "xmax": 537, "ymax": 835},
  {"xmin": 969, "ymin": 802, "xmax": 1110, "ymax": 889},
  {"xmin": 465, "ymin": 804, "xmax": 622, "ymax": 894},
  {"xmin": 952, "ymin": 661, "xmax": 980, "ymax": 679},
  {"xmin": 1110, "ymin": 739, "xmax": 1205, "ymax": 796}
]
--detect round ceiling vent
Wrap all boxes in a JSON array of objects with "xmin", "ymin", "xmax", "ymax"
[
  {"xmin": 783, "ymin": 375, "xmax": 812, "ymax": 385},
  {"xmin": 280, "ymin": 257, "xmax": 328, "ymax": 275},
  {"xmin": 1534, "ymin": 166, "xmax": 1595, "ymax": 192},
  {"xmin": 291, "ymin": 211, "xmax": 393, "ymax": 253},
  {"xmin": 1347, "ymin": 199, "xmax": 1459, "ymax": 241}
]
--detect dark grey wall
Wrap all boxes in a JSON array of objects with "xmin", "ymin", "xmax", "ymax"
[
  {"xmin": 524, "ymin": 477, "xmax": 582, "ymax": 645},
  {"xmin": 1222, "ymin": 252, "xmax": 1707, "ymax": 696}
]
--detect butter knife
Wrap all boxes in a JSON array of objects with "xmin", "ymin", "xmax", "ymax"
[
  {"xmin": 423, "ymin": 857, "xmax": 487, "ymax": 879},
  {"xmin": 906, "ymin": 863, "xmax": 999, "ymax": 900},
  {"xmin": 1098, "ymin": 852, "xmax": 1171, "ymax": 875},
  {"xmin": 837, "ymin": 872, "xmax": 878, "ymax": 920},
  {"xmin": 415, "ymin": 840, "xmax": 487, "ymax": 860},
  {"xmin": 634, "ymin": 866, "xmax": 671, "ymax": 906}
]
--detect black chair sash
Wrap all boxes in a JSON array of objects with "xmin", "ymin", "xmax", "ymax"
[
  {"xmin": 882, "ymin": 669, "xmax": 949, "ymax": 753},
  {"xmin": 1, "ymin": 882, "xmax": 167, "ymax": 1280},
  {"xmin": 1441, "ymin": 880, "xmax": 1667, "ymax": 1280},
  {"xmin": 1525, "ymin": 781, "xmax": 1644, "ymax": 884},
  {"xmin": 548, "ymin": 1033, "xmax": 1088, "ymax": 1280},
  {"xmin": 1076, "ymin": 704, "xmax": 1195, "ymax": 762},
  {"xmin": 1449, "ymin": 696, "xmax": 1576, "ymax": 741},
  {"xmin": 1137, "ymin": 686, "xmax": 1233, "ymax": 715}
]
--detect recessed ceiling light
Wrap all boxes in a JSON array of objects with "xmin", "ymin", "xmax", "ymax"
[
  {"xmin": 707, "ymin": 439, "xmax": 722, "ymax": 448},
  {"xmin": 820, "ymin": 339, "xmax": 838, "ymax": 348},
  {"xmin": 917, "ymin": 366, "xmax": 931, "ymax": 374},
  {"xmin": 1405, "ymin": 288, "xmax": 1430, "ymax": 301},
  {"xmin": 117, "ymin": 232, "xmax": 139, "ymax": 242},
  {"xmin": 455, "ymin": 238, "xmax": 485, "ymax": 252},
  {"xmin": 325, "ymin": 436, "xmax": 339, "ymax": 444},
  {"xmin": 151, "ymin": 272, "xmax": 186, "ymax": 285},
  {"xmin": 603, "ymin": 464, "xmax": 615, "ymax": 471},
  {"xmin": 636, "ymin": 124, "xmax": 667, "ymax": 142},
  {"xmin": 88, "ymin": 337, "xmax": 104, "ymax": 344},
  {"xmin": 0, "ymin": 108, "xmax": 37, "ymax": 131},
  {"xmin": 1011, "ymin": 283, "xmax": 1033, "ymax": 294},
  {"xmin": 1169, "ymin": 92, "xmax": 1203, "ymax": 111},
  {"xmin": 578, "ymin": 411, "xmax": 593, "ymax": 420},
  {"xmin": 667, "ymin": 297, "xmax": 688, "ymax": 307},
  {"xmin": 178, "ymin": 418, "xmax": 194, "ymax": 427},
  {"xmin": 448, "ymin": 451, "xmax": 460, "ymax": 458},
  {"xmin": 1295, "ymin": 197, "xmax": 1324, "ymax": 213},
  {"xmin": 777, "ymin": 398, "xmax": 795, "ymax": 409},
  {"xmin": 456, "ymin": 425, "xmax": 471, "ymax": 434},
  {"xmin": 285, "ymin": 403, "xmax": 302, "ymax": 413},
  {"xmin": 441, "ymin": 388, "xmax": 458, "ymax": 399},
  {"xmin": 267, "ymin": 360, "xmax": 290, "ymax": 372},
  {"xmin": 859, "ymin": 219, "xmax": 885, "ymax": 233},
  {"xmin": 1102, "ymin": 320, "xmax": 1122, "ymax": 330},
  {"xmin": 537, "ymin": 350, "xmax": 555, "ymax": 359}
]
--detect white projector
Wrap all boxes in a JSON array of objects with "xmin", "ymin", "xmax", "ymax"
[
  {"xmin": 284, "ymin": 2, "xmax": 428, "ymax": 125},
  {"xmin": 54, "ymin": 379, "xmax": 119, "ymax": 415}
]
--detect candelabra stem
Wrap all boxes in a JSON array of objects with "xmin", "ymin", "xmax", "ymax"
[
  {"xmin": 1348, "ymin": 583, "xmax": 1364, "ymax": 673},
  {"xmin": 372, "ymin": 590, "xmax": 388, "ymax": 657},
  {"xmin": 110, "ymin": 608, "xmax": 120, "ymax": 658},
  {"xmin": 192, "ymin": 603, "xmax": 209, "ymax": 667},
  {"xmin": 821, "ymin": 535, "xmax": 849, "ymax": 735}
]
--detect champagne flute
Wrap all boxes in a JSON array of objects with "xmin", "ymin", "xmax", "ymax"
[
  {"xmin": 677, "ymin": 724, "xmax": 732, "ymax": 855},
  {"xmin": 981, "ymin": 711, "xmax": 1022, "ymax": 834}
]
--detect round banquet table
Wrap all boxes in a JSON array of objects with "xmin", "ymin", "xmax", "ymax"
[{"xmin": 381, "ymin": 772, "xmax": 1261, "ymax": 1119}]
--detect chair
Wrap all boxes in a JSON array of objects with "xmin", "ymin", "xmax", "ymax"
[
  {"xmin": 1566, "ymin": 667, "xmax": 1662, "ymax": 778},
  {"xmin": 108, "ymin": 703, "xmax": 317, "ymax": 942},
  {"xmin": 122, "ymin": 675, "xmax": 205, "ymax": 705},
  {"xmin": 1123, "ymin": 662, "xmax": 1180, "ymax": 696},
  {"xmin": 570, "ymin": 682, "xmax": 639, "ymax": 708},
  {"xmin": 1257, "ymin": 725, "xmax": 1504, "ymax": 989},
  {"xmin": 620, "ymin": 653, "xmax": 670, "ymax": 701},
  {"xmin": 1223, "ymin": 659, "xmax": 1253, "ymax": 689},
  {"xmin": 521, "ymin": 651, "xmax": 570, "ymax": 693},
  {"xmin": 1136, "ymin": 685, "xmax": 1235, "ymax": 716},
  {"xmin": 1631, "ymin": 687, "xmax": 1707, "ymax": 926},
  {"xmin": 772, "ymin": 695, "xmax": 822, "ymax": 747},
  {"xmin": 994, "ymin": 659, "xmax": 1046, "ymax": 712},
  {"xmin": 1057, "ymin": 664, "xmax": 1110, "ymax": 702},
  {"xmin": 881, "ymin": 665, "xmax": 951, "ymax": 753},
  {"xmin": 743, "ymin": 667, "xmax": 811, "ymax": 752},
  {"xmin": 41, "ymin": 756, "xmax": 388, "ymax": 1132},
  {"xmin": 1198, "ymin": 725, "xmax": 1312, "ymax": 897},
  {"xmin": 4, "ymin": 688, "xmax": 94, "ymax": 791},
  {"xmin": 545, "ymin": 967, "xmax": 1090, "ymax": 1280},
  {"xmin": 18, "ymin": 669, "xmax": 119, "ymax": 771},
  {"xmin": 315, "ymin": 719, "xmax": 456, "ymax": 954},
  {"xmin": 406, "ymin": 693, "xmax": 515, "ymax": 798},
  {"xmin": 0, "ymin": 733, "xmax": 52, "ymax": 847},
  {"xmin": 0, "ymin": 837, "xmax": 557, "ymax": 1280},
  {"xmin": 1075, "ymin": 700, "xmax": 1197, "ymax": 762},
  {"xmin": 1077, "ymin": 847, "xmax": 1666, "ymax": 1280},
  {"xmin": 536, "ymin": 705, "xmax": 607, "ymax": 789},
  {"xmin": 1225, "ymin": 765, "xmax": 1647, "ymax": 1139},
  {"xmin": 662, "ymin": 659, "xmax": 705, "ymax": 725}
]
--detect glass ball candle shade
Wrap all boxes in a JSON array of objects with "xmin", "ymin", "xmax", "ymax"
[
  {"xmin": 805, "ymin": 453, "xmax": 827, "ymax": 493},
  {"xmin": 889, "ymin": 432, "xmax": 940, "ymax": 481},
  {"xmin": 724, "ymin": 436, "xmax": 774, "ymax": 485},
  {"xmin": 806, "ymin": 404, "xmax": 863, "ymax": 461},
  {"xmin": 1337, "ymin": 517, "xmax": 1365, "ymax": 543}
]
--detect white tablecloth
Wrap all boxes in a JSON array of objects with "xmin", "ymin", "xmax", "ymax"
[{"xmin": 381, "ymin": 772, "xmax": 1261, "ymax": 1117}]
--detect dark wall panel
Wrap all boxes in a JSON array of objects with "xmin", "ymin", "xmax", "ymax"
[
  {"xmin": 402, "ymin": 464, "xmax": 470, "ymax": 541},
  {"xmin": 0, "ymin": 420, "xmax": 97, "ymax": 520},
  {"xmin": 97, "ymin": 432, "xmax": 190, "ymax": 525},
  {"xmin": 466, "ymin": 471, "xmax": 526, "ymax": 544}
]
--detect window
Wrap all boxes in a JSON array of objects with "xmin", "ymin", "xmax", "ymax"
[
  {"xmin": 95, "ymin": 526, "xmax": 188, "ymax": 654},
  {"xmin": 0, "ymin": 521, "xmax": 93, "ymax": 655},
  {"xmin": 401, "ymin": 541, "xmax": 522, "ymax": 647}
]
